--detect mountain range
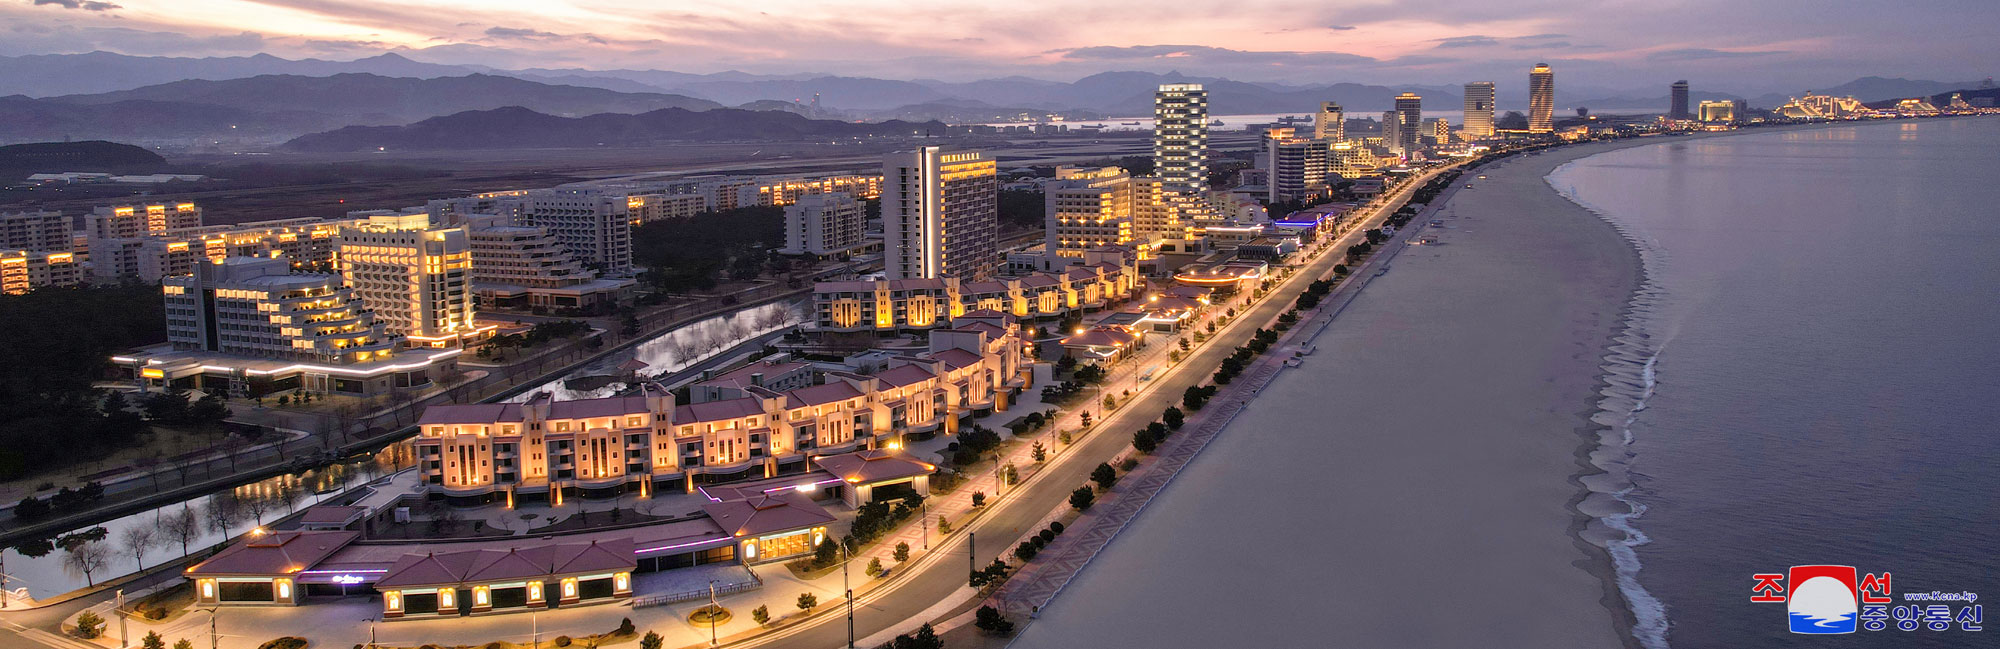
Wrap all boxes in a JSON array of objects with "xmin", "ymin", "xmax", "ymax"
[{"xmin": 281, "ymin": 106, "xmax": 947, "ymax": 152}]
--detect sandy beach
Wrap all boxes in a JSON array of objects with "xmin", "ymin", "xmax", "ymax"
[{"xmin": 1013, "ymin": 139, "xmax": 1657, "ymax": 648}]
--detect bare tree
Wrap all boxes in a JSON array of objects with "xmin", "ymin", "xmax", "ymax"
[
  {"xmin": 120, "ymin": 526, "xmax": 159, "ymax": 572},
  {"xmin": 163, "ymin": 508, "xmax": 200, "ymax": 557},
  {"xmin": 63, "ymin": 541, "xmax": 111, "ymax": 587},
  {"xmin": 241, "ymin": 492, "xmax": 274, "ymax": 525},
  {"xmin": 279, "ymin": 480, "xmax": 309, "ymax": 513},
  {"xmin": 203, "ymin": 492, "xmax": 243, "ymax": 538}
]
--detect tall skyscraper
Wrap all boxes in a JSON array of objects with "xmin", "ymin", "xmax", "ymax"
[
  {"xmin": 1315, "ymin": 101, "xmax": 1345, "ymax": 141},
  {"xmin": 1153, "ymin": 84, "xmax": 1209, "ymax": 196},
  {"xmin": 1463, "ymin": 81, "xmax": 1496, "ymax": 138},
  {"xmin": 884, "ymin": 146, "xmax": 998, "ymax": 280},
  {"xmin": 1670, "ymin": 80, "xmax": 1691, "ymax": 121},
  {"xmin": 1395, "ymin": 92, "xmax": 1423, "ymax": 155},
  {"xmin": 338, "ymin": 211, "xmax": 478, "ymax": 346},
  {"xmin": 1529, "ymin": 63, "xmax": 1555, "ymax": 133}
]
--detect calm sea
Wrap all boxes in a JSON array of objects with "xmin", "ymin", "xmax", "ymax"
[{"xmin": 1550, "ymin": 117, "xmax": 2000, "ymax": 648}]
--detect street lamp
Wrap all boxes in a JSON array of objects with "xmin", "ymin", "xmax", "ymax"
[
  {"xmin": 708, "ymin": 579, "xmax": 719, "ymax": 647},
  {"xmin": 838, "ymin": 544, "xmax": 854, "ymax": 649}
]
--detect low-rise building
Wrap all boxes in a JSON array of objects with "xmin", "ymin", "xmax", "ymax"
[
  {"xmin": 88, "ymin": 203, "xmax": 201, "ymax": 240},
  {"xmin": 813, "ymin": 251, "xmax": 1137, "ymax": 334},
  {"xmin": 778, "ymin": 192, "xmax": 867, "ymax": 257},
  {"xmin": 461, "ymin": 214, "xmax": 632, "ymax": 314}
]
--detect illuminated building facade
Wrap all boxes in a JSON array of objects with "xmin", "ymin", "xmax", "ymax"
[
  {"xmin": 624, "ymin": 192, "xmax": 706, "ymax": 225},
  {"xmin": 1463, "ymin": 81, "xmax": 1496, "ymax": 138},
  {"xmin": 1430, "ymin": 118, "xmax": 1452, "ymax": 145},
  {"xmin": 0, "ymin": 210, "xmax": 71, "ymax": 253},
  {"xmin": 87, "ymin": 217, "xmax": 349, "ymax": 282},
  {"xmin": 1698, "ymin": 100, "xmax": 1739, "ymax": 123},
  {"xmin": 88, "ymin": 203, "xmax": 202, "ymax": 240},
  {"xmin": 1380, "ymin": 111, "xmax": 1401, "ymax": 155},
  {"xmin": 1044, "ymin": 166, "xmax": 1137, "ymax": 263},
  {"xmin": 1154, "ymin": 84, "xmax": 1209, "ymax": 196},
  {"xmin": 1315, "ymin": 101, "xmax": 1345, "ymax": 141},
  {"xmin": 0, "ymin": 248, "xmax": 81, "ymax": 294},
  {"xmin": 1395, "ymin": 92, "xmax": 1424, "ymax": 155},
  {"xmin": 1671, "ymin": 80, "xmax": 1691, "ymax": 121},
  {"xmin": 814, "ymin": 252, "xmax": 1137, "ymax": 333},
  {"xmin": 1529, "ymin": 63, "xmax": 1555, "ymax": 133},
  {"xmin": 164, "ymin": 256, "xmax": 394, "ymax": 365},
  {"xmin": 884, "ymin": 147, "xmax": 999, "ymax": 280},
  {"xmin": 758, "ymin": 174, "xmax": 883, "ymax": 206},
  {"xmin": 1263, "ymin": 128, "xmax": 1331, "ymax": 202},
  {"xmin": 339, "ymin": 212, "xmax": 481, "ymax": 346},
  {"xmin": 779, "ymin": 192, "xmax": 867, "ymax": 257}
]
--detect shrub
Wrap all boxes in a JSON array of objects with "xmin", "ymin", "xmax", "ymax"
[
  {"xmin": 1091, "ymin": 463, "xmax": 1117, "ymax": 489},
  {"xmin": 974, "ymin": 606, "xmax": 1016, "ymax": 636},
  {"xmin": 797, "ymin": 593, "xmax": 818, "ymax": 612},
  {"xmin": 971, "ymin": 491, "xmax": 986, "ymax": 507},
  {"xmin": 1120, "ymin": 457, "xmax": 1138, "ymax": 471},
  {"xmin": 554, "ymin": 637, "xmax": 572, "ymax": 648},
  {"xmin": 1013, "ymin": 542, "xmax": 1037, "ymax": 561},
  {"xmin": 1038, "ymin": 529, "xmax": 1056, "ymax": 543},
  {"xmin": 866, "ymin": 557, "xmax": 883, "ymax": 576},
  {"xmin": 937, "ymin": 516, "xmax": 952, "ymax": 535},
  {"xmin": 894, "ymin": 541, "xmax": 911, "ymax": 562},
  {"xmin": 617, "ymin": 618, "xmax": 635, "ymax": 636},
  {"xmin": 72, "ymin": 611, "xmax": 104, "ymax": 639},
  {"xmin": 752, "ymin": 605, "xmax": 770, "ymax": 625},
  {"xmin": 1070, "ymin": 487, "xmax": 1095, "ymax": 511},
  {"xmin": 639, "ymin": 632, "xmax": 663, "ymax": 649},
  {"xmin": 1050, "ymin": 521, "xmax": 1064, "ymax": 534},
  {"xmin": 1132, "ymin": 429, "xmax": 1157, "ymax": 453},
  {"xmin": 1163, "ymin": 407, "xmax": 1184, "ymax": 429},
  {"xmin": 255, "ymin": 639, "xmax": 308, "ymax": 649},
  {"xmin": 143, "ymin": 631, "xmax": 166, "ymax": 649}
]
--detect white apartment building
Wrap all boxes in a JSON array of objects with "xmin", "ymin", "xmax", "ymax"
[
  {"xmin": 1154, "ymin": 84, "xmax": 1209, "ymax": 196},
  {"xmin": 0, "ymin": 249, "xmax": 82, "ymax": 294},
  {"xmin": 87, "ymin": 217, "xmax": 349, "ymax": 282},
  {"xmin": 523, "ymin": 188, "xmax": 634, "ymax": 275},
  {"xmin": 625, "ymin": 193, "xmax": 707, "ymax": 226},
  {"xmin": 779, "ymin": 192, "xmax": 866, "ymax": 257},
  {"xmin": 88, "ymin": 203, "xmax": 201, "ymax": 239},
  {"xmin": 884, "ymin": 147, "xmax": 998, "ymax": 280},
  {"xmin": 0, "ymin": 210, "xmax": 72, "ymax": 252},
  {"xmin": 1315, "ymin": 101, "xmax": 1345, "ymax": 141},
  {"xmin": 339, "ymin": 211, "xmax": 481, "ymax": 346}
]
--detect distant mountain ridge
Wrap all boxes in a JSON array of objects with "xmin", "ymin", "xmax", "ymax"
[
  {"xmin": 47, "ymin": 73, "xmax": 719, "ymax": 123},
  {"xmin": 281, "ymin": 106, "xmax": 948, "ymax": 152}
]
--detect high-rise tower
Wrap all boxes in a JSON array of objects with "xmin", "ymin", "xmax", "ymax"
[
  {"xmin": 1153, "ymin": 84, "xmax": 1209, "ymax": 196},
  {"xmin": 883, "ymin": 146, "xmax": 998, "ymax": 280},
  {"xmin": 1670, "ymin": 80, "xmax": 1691, "ymax": 121},
  {"xmin": 1395, "ymin": 92, "xmax": 1423, "ymax": 155},
  {"xmin": 1315, "ymin": 101, "xmax": 1345, "ymax": 141},
  {"xmin": 1463, "ymin": 81, "xmax": 1495, "ymax": 137},
  {"xmin": 1529, "ymin": 63, "xmax": 1555, "ymax": 133}
]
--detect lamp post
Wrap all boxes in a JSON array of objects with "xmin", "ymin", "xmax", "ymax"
[
  {"xmin": 839, "ymin": 544, "xmax": 854, "ymax": 649},
  {"xmin": 707, "ymin": 579, "xmax": 718, "ymax": 647},
  {"xmin": 920, "ymin": 498, "xmax": 928, "ymax": 550}
]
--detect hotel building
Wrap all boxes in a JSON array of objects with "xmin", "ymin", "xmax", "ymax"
[
  {"xmin": 462, "ymin": 214, "xmax": 634, "ymax": 313},
  {"xmin": 1699, "ymin": 100, "xmax": 1739, "ymax": 123},
  {"xmin": 623, "ymin": 192, "xmax": 707, "ymax": 226},
  {"xmin": 1394, "ymin": 92, "xmax": 1424, "ymax": 155},
  {"xmin": 0, "ymin": 210, "xmax": 71, "ymax": 252},
  {"xmin": 1154, "ymin": 84, "xmax": 1210, "ymax": 197},
  {"xmin": 88, "ymin": 203, "xmax": 202, "ymax": 240},
  {"xmin": 1381, "ymin": 111, "xmax": 1401, "ymax": 155},
  {"xmin": 1043, "ymin": 166, "xmax": 1137, "ymax": 264},
  {"xmin": 338, "ymin": 211, "xmax": 481, "ymax": 347},
  {"xmin": 778, "ymin": 192, "xmax": 867, "ymax": 257},
  {"xmin": 1529, "ymin": 63, "xmax": 1555, "ymax": 133},
  {"xmin": 1671, "ymin": 80, "xmax": 1692, "ymax": 121},
  {"xmin": 122, "ymin": 256, "xmax": 456, "ymax": 396},
  {"xmin": 1463, "ymin": 81, "xmax": 1496, "ymax": 138},
  {"xmin": 1314, "ymin": 101, "xmax": 1345, "ymax": 141},
  {"xmin": 884, "ymin": 147, "xmax": 999, "ymax": 280},
  {"xmin": 0, "ymin": 249, "xmax": 82, "ymax": 294},
  {"xmin": 1262, "ymin": 128, "xmax": 1331, "ymax": 203}
]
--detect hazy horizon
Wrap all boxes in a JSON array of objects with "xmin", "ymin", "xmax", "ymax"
[{"xmin": 7, "ymin": 1, "xmax": 1998, "ymax": 95}]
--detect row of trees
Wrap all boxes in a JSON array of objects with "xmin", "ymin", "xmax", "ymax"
[
  {"xmin": 632, "ymin": 205, "xmax": 786, "ymax": 293},
  {"xmin": 0, "ymin": 283, "xmax": 167, "ymax": 481}
]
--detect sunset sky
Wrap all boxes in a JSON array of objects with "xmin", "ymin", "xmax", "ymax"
[{"xmin": 8, "ymin": 0, "xmax": 1996, "ymax": 92}]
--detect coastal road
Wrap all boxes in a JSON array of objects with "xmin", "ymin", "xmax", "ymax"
[{"xmin": 736, "ymin": 162, "xmax": 1464, "ymax": 649}]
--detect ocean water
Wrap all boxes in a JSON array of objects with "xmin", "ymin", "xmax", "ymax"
[{"xmin": 1550, "ymin": 117, "xmax": 2000, "ymax": 648}]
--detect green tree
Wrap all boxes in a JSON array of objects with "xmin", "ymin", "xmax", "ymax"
[
  {"xmin": 974, "ymin": 605, "xmax": 1015, "ymax": 636},
  {"xmin": 1091, "ymin": 462, "xmax": 1117, "ymax": 489},
  {"xmin": 937, "ymin": 516, "xmax": 951, "ymax": 535},
  {"xmin": 1133, "ymin": 429, "xmax": 1157, "ymax": 453},
  {"xmin": 1163, "ymin": 407, "xmax": 1185, "ymax": 430},
  {"xmin": 142, "ymin": 631, "xmax": 166, "ymax": 649},
  {"xmin": 1031, "ymin": 441, "xmax": 1045, "ymax": 462},
  {"xmin": 752, "ymin": 605, "xmax": 770, "ymax": 625},
  {"xmin": 893, "ymin": 541, "xmax": 910, "ymax": 562},
  {"xmin": 814, "ymin": 537, "xmax": 838, "ymax": 568},
  {"xmin": 1070, "ymin": 486, "xmax": 1095, "ymax": 511},
  {"xmin": 174, "ymin": 640, "xmax": 194, "ymax": 649},
  {"xmin": 866, "ymin": 557, "xmax": 883, "ymax": 576},
  {"xmin": 797, "ymin": 592, "xmax": 818, "ymax": 612},
  {"xmin": 72, "ymin": 610, "xmax": 104, "ymax": 639}
]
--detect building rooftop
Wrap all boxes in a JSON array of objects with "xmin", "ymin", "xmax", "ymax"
[
  {"xmin": 700, "ymin": 491, "xmax": 837, "ymax": 538},
  {"xmin": 874, "ymin": 364, "xmax": 936, "ymax": 388},
  {"xmin": 185, "ymin": 530, "xmax": 360, "ymax": 578},
  {"xmin": 814, "ymin": 449, "xmax": 937, "ymax": 486}
]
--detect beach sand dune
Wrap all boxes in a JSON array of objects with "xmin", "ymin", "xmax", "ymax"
[{"xmin": 1014, "ymin": 142, "xmax": 1645, "ymax": 648}]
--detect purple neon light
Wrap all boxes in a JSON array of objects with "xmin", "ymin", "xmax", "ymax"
[
  {"xmin": 634, "ymin": 536, "xmax": 731, "ymax": 554},
  {"xmin": 299, "ymin": 569, "xmax": 387, "ymax": 575},
  {"xmin": 764, "ymin": 478, "xmax": 843, "ymax": 493}
]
